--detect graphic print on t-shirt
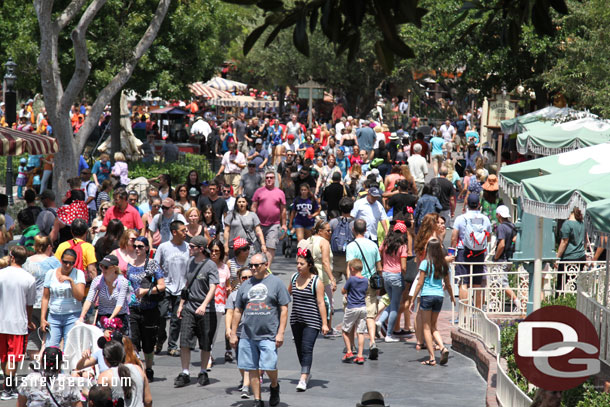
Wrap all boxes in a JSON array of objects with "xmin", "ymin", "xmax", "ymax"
[
  {"xmin": 296, "ymin": 202, "xmax": 312, "ymax": 217},
  {"xmin": 246, "ymin": 284, "xmax": 271, "ymax": 313}
]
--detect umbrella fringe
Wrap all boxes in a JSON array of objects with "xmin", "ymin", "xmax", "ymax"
[
  {"xmin": 585, "ymin": 214, "xmax": 608, "ymax": 242},
  {"xmin": 498, "ymin": 173, "xmax": 522, "ymax": 199},
  {"xmin": 521, "ymin": 193, "xmax": 587, "ymax": 219},
  {"xmin": 518, "ymin": 138, "xmax": 581, "ymax": 156}
]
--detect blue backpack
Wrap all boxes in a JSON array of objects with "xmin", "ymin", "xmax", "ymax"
[{"xmin": 330, "ymin": 217, "xmax": 354, "ymax": 254}]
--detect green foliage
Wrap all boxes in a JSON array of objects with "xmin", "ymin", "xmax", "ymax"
[
  {"xmin": 128, "ymin": 154, "xmax": 214, "ymax": 184},
  {"xmin": 499, "ymin": 320, "xmax": 535, "ymax": 398},
  {"xmin": 575, "ymin": 383, "xmax": 610, "ymax": 406},
  {"xmin": 541, "ymin": 293, "xmax": 577, "ymax": 308}
]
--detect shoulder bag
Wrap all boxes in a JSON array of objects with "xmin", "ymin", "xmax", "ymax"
[{"xmin": 355, "ymin": 240, "xmax": 383, "ymax": 289}]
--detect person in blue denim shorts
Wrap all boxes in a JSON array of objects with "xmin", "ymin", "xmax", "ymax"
[
  {"xmin": 412, "ymin": 238, "xmax": 455, "ymax": 366},
  {"xmin": 230, "ymin": 252, "xmax": 291, "ymax": 407}
]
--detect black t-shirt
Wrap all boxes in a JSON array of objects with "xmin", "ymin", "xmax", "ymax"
[
  {"xmin": 388, "ymin": 140, "xmax": 399, "ymax": 162},
  {"xmin": 374, "ymin": 148, "xmax": 389, "ymax": 163},
  {"xmin": 197, "ymin": 195, "xmax": 228, "ymax": 222},
  {"xmin": 183, "ymin": 258, "xmax": 219, "ymax": 313},
  {"xmin": 429, "ymin": 177, "xmax": 455, "ymax": 211},
  {"xmin": 321, "ymin": 183, "xmax": 345, "ymax": 213},
  {"xmin": 388, "ymin": 193, "xmax": 418, "ymax": 215},
  {"xmin": 292, "ymin": 174, "xmax": 316, "ymax": 191},
  {"xmin": 495, "ymin": 221, "xmax": 515, "ymax": 260}
]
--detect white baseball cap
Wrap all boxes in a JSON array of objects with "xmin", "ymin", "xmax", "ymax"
[{"xmin": 496, "ymin": 205, "xmax": 511, "ymax": 219}]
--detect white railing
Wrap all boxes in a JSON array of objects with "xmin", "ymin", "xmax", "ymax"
[
  {"xmin": 577, "ymin": 270, "xmax": 610, "ymax": 366},
  {"xmin": 451, "ymin": 261, "xmax": 604, "ymax": 315},
  {"xmin": 457, "ymin": 300, "xmax": 532, "ymax": 407}
]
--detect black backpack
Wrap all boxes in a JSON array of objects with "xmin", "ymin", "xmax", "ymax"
[{"xmin": 502, "ymin": 222, "xmax": 517, "ymax": 260}]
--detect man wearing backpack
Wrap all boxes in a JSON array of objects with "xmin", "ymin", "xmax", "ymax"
[
  {"xmin": 54, "ymin": 218, "xmax": 97, "ymax": 282},
  {"xmin": 493, "ymin": 205, "xmax": 520, "ymax": 310},
  {"xmin": 451, "ymin": 193, "xmax": 491, "ymax": 307},
  {"xmin": 329, "ymin": 197, "xmax": 355, "ymax": 284}
]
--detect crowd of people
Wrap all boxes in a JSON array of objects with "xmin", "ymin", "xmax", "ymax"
[{"xmin": 0, "ymin": 101, "xmax": 539, "ymax": 407}]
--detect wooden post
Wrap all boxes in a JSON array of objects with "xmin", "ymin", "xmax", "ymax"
[{"xmin": 496, "ymin": 131, "xmax": 503, "ymax": 169}]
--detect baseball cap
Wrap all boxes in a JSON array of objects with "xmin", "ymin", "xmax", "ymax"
[
  {"xmin": 467, "ymin": 193, "xmax": 480, "ymax": 208},
  {"xmin": 201, "ymin": 180, "xmax": 209, "ymax": 186},
  {"xmin": 233, "ymin": 237, "xmax": 249, "ymax": 250},
  {"xmin": 287, "ymin": 134, "xmax": 295, "ymax": 140},
  {"xmin": 190, "ymin": 235, "xmax": 208, "ymax": 248},
  {"xmin": 248, "ymin": 162, "xmax": 256, "ymax": 167},
  {"xmin": 496, "ymin": 205, "xmax": 511, "ymax": 219},
  {"xmin": 255, "ymin": 138, "xmax": 263, "ymax": 144},
  {"xmin": 162, "ymin": 197, "xmax": 174, "ymax": 207},
  {"xmin": 99, "ymin": 255, "xmax": 119, "ymax": 268},
  {"xmin": 368, "ymin": 187, "xmax": 382, "ymax": 197}
]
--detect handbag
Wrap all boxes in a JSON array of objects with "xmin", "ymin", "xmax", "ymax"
[
  {"xmin": 235, "ymin": 212, "xmax": 261, "ymax": 251},
  {"xmin": 139, "ymin": 258, "xmax": 165, "ymax": 303},
  {"xmin": 404, "ymin": 256, "xmax": 419, "ymax": 284},
  {"xmin": 355, "ymin": 241, "xmax": 383, "ymax": 289},
  {"xmin": 181, "ymin": 260, "xmax": 208, "ymax": 302}
]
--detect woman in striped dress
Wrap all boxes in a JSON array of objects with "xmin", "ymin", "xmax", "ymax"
[{"xmin": 289, "ymin": 247, "xmax": 329, "ymax": 392}]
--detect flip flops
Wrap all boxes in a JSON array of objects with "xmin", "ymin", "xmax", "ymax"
[{"xmin": 440, "ymin": 348, "xmax": 449, "ymax": 365}]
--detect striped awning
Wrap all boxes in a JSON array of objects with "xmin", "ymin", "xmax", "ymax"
[
  {"xmin": 0, "ymin": 127, "xmax": 59, "ymax": 156},
  {"xmin": 209, "ymin": 95, "xmax": 279, "ymax": 109},
  {"xmin": 205, "ymin": 77, "xmax": 248, "ymax": 92},
  {"xmin": 188, "ymin": 82, "xmax": 232, "ymax": 99}
]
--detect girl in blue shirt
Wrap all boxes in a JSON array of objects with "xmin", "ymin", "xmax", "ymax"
[
  {"xmin": 289, "ymin": 184, "xmax": 320, "ymax": 242},
  {"xmin": 412, "ymin": 238, "xmax": 454, "ymax": 366}
]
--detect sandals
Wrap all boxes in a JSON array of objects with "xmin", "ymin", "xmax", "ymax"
[
  {"xmin": 440, "ymin": 348, "xmax": 449, "ymax": 365},
  {"xmin": 415, "ymin": 343, "xmax": 425, "ymax": 351},
  {"xmin": 421, "ymin": 359, "xmax": 436, "ymax": 366}
]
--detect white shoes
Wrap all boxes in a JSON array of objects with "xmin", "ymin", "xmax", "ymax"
[
  {"xmin": 384, "ymin": 335, "xmax": 399, "ymax": 343},
  {"xmin": 296, "ymin": 380, "xmax": 307, "ymax": 392}
]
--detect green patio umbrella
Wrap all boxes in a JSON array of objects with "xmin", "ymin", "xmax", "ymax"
[
  {"xmin": 517, "ymin": 118, "xmax": 610, "ymax": 156},
  {"xmin": 500, "ymin": 106, "xmax": 576, "ymax": 135}
]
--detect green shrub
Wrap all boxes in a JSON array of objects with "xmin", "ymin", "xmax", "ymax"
[
  {"xmin": 575, "ymin": 383, "xmax": 610, "ymax": 406},
  {"xmin": 541, "ymin": 293, "xmax": 577, "ymax": 309},
  {"xmin": 128, "ymin": 154, "xmax": 214, "ymax": 183}
]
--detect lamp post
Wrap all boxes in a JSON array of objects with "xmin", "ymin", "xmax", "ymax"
[{"xmin": 4, "ymin": 58, "xmax": 17, "ymax": 205}]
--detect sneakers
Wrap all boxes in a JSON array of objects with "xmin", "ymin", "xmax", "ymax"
[
  {"xmin": 197, "ymin": 372, "xmax": 210, "ymax": 386},
  {"xmin": 369, "ymin": 344, "xmax": 379, "ymax": 360},
  {"xmin": 354, "ymin": 356, "xmax": 365, "ymax": 364},
  {"xmin": 1, "ymin": 388, "xmax": 17, "ymax": 400},
  {"xmin": 145, "ymin": 368, "xmax": 154, "ymax": 382},
  {"xmin": 392, "ymin": 329, "xmax": 411, "ymax": 337},
  {"xmin": 375, "ymin": 320, "xmax": 384, "ymax": 339},
  {"xmin": 168, "ymin": 349, "xmax": 180, "ymax": 357},
  {"xmin": 174, "ymin": 373, "xmax": 190, "ymax": 387},
  {"xmin": 154, "ymin": 345, "xmax": 162, "ymax": 355},
  {"xmin": 342, "ymin": 352, "xmax": 354, "ymax": 363},
  {"xmin": 384, "ymin": 335, "xmax": 399, "ymax": 343},
  {"xmin": 253, "ymin": 400, "xmax": 265, "ymax": 407},
  {"xmin": 225, "ymin": 350, "xmax": 234, "ymax": 363},
  {"xmin": 241, "ymin": 385, "xmax": 250, "ymax": 399},
  {"xmin": 269, "ymin": 383, "xmax": 280, "ymax": 406},
  {"xmin": 296, "ymin": 380, "xmax": 307, "ymax": 392}
]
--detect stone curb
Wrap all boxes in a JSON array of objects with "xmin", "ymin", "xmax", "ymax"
[{"xmin": 451, "ymin": 327, "xmax": 499, "ymax": 407}]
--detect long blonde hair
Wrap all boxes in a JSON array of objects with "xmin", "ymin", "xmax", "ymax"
[{"xmin": 0, "ymin": 214, "xmax": 9, "ymax": 244}]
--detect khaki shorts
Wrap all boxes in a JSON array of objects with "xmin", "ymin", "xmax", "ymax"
[
  {"xmin": 342, "ymin": 306, "xmax": 367, "ymax": 334},
  {"xmin": 332, "ymin": 254, "xmax": 348, "ymax": 283},
  {"xmin": 262, "ymin": 224, "xmax": 281, "ymax": 250},
  {"xmin": 365, "ymin": 285, "xmax": 378, "ymax": 318}
]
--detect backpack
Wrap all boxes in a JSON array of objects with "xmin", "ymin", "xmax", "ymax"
[
  {"xmin": 155, "ymin": 212, "xmax": 180, "ymax": 235},
  {"xmin": 330, "ymin": 217, "xmax": 354, "ymax": 254},
  {"xmin": 502, "ymin": 222, "xmax": 517, "ymax": 260},
  {"xmin": 68, "ymin": 239, "xmax": 86, "ymax": 272},
  {"xmin": 462, "ymin": 214, "xmax": 490, "ymax": 253},
  {"xmin": 291, "ymin": 273, "xmax": 331, "ymax": 321},
  {"xmin": 86, "ymin": 181, "xmax": 100, "ymax": 210}
]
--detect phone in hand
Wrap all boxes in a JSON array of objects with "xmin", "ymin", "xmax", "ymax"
[{"xmin": 447, "ymin": 247, "xmax": 456, "ymax": 256}]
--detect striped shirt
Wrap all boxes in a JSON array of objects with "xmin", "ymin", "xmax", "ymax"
[
  {"xmin": 290, "ymin": 275, "xmax": 322, "ymax": 330},
  {"xmin": 86, "ymin": 275, "xmax": 130, "ymax": 316}
]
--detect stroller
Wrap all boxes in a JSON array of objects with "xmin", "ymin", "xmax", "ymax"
[{"xmin": 282, "ymin": 228, "xmax": 298, "ymax": 258}]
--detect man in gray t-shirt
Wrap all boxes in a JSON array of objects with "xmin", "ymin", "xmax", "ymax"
[
  {"xmin": 149, "ymin": 198, "xmax": 187, "ymax": 244},
  {"xmin": 239, "ymin": 163, "xmax": 263, "ymax": 200},
  {"xmin": 175, "ymin": 236, "xmax": 219, "ymax": 387},
  {"xmin": 154, "ymin": 220, "xmax": 189, "ymax": 355},
  {"xmin": 230, "ymin": 253, "xmax": 290, "ymax": 405}
]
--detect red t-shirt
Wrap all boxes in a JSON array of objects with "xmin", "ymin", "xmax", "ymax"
[{"xmin": 103, "ymin": 204, "xmax": 144, "ymax": 231}]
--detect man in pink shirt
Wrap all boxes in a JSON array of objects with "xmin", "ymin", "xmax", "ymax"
[
  {"xmin": 103, "ymin": 188, "xmax": 144, "ymax": 233},
  {"xmin": 251, "ymin": 171, "xmax": 287, "ymax": 267}
]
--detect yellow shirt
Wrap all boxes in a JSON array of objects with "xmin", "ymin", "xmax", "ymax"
[{"xmin": 55, "ymin": 238, "xmax": 97, "ymax": 270}]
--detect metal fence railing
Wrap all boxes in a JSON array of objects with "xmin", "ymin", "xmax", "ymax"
[
  {"xmin": 457, "ymin": 300, "xmax": 533, "ymax": 407},
  {"xmin": 577, "ymin": 270, "xmax": 610, "ymax": 367}
]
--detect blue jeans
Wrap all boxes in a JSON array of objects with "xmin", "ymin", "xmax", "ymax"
[
  {"xmin": 47, "ymin": 311, "xmax": 80, "ymax": 349},
  {"xmin": 378, "ymin": 272, "xmax": 404, "ymax": 335},
  {"xmin": 291, "ymin": 323, "xmax": 319, "ymax": 374},
  {"xmin": 40, "ymin": 169, "xmax": 52, "ymax": 192}
]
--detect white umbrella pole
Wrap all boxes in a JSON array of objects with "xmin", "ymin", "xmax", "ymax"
[
  {"xmin": 533, "ymin": 216, "xmax": 544, "ymax": 311},
  {"xmin": 604, "ymin": 236, "xmax": 610, "ymax": 307}
]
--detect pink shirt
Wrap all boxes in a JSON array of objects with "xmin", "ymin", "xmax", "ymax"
[
  {"xmin": 103, "ymin": 204, "xmax": 144, "ymax": 231},
  {"xmin": 381, "ymin": 244, "xmax": 409, "ymax": 274},
  {"xmin": 252, "ymin": 187, "xmax": 286, "ymax": 227}
]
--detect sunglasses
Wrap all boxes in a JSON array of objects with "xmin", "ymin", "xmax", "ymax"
[
  {"xmin": 129, "ymin": 237, "xmax": 136, "ymax": 241},
  {"xmin": 210, "ymin": 248, "xmax": 221, "ymax": 253},
  {"xmin": 134, "ymin": 245, "xmax": 146, "ymax": 249},
  {"xmin": 62, "ymin": 260, "xmax": 75, "ymax": 266},
  {"xmin": 151, "ymin": 204, "xmax": 161, "ymax": 208},
  {"xmin": 249, "ymin": 263, "xmax": 264, "ymax": 268},
  {"xmin": 162, "ymin": 206, "xmax": 172, "ymax": 210},
  {"xmin": 265, "ymin": 176, "xmax": 275, "ymax": 179},
  {"xmin": 241, "ymin": 276, "xmax": 250, "ymax": 281}
]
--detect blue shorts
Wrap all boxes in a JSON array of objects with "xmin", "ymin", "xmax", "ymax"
[
  {"xmin": 293, "ymin": 222, "xmax": 313, "ymax": 230},
  {"xmin": 237, "ymin": 338, "xmax": 278, "ymax": 371},
  {"xmin": 419, "ymin": 296, "xmax": 443, "ymax": 312}
]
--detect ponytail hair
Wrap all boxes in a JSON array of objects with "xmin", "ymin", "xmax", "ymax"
[
  {"xmin": 102, "ymin": 340, "xmax": 133, "ymax": 400},
  {"xmin": 573, "ymin": 207, "xmax": 583, "ymax": 222}
]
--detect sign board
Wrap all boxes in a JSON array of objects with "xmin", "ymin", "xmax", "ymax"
[
  {"xmin": 486, "ymin": 94, "xmax": 518, "ymax": 128},
  {"xmin": 297, "ymin": 88, "xmax": 324, "ymax": 100}
]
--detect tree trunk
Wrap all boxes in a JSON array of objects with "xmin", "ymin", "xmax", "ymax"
[
  {"xmin": 111, "ymin": 92, "xmax": 121, "ymax": 156},
  {"xmin": 51, "ymin": 115, "xmax": 79, "ymax": 200}
]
